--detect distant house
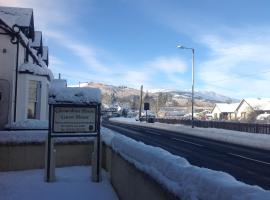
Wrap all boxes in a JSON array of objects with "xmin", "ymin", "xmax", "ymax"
[
  {"xmin": 236, "ymin": 98, "xmax": 270, "ymax": 120},
  {"xmin": 0, "ymin": 6, "xmax": 53, "ymax": 129},
  {"xmin": 211, "ymin": 103, "xmax": 239, "ymax": 120}
]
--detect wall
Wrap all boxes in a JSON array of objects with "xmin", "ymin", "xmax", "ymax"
[
  {"xmin": 0, "ymin": 33, "xmax": 17, "ymax": 128},
  {"xmin": 237, "ymin": 101, "xmax": 253, "ymax": 119},
  {"xmin": 1, "ymin": 140, "xmax": 180, "ymax": 200},
  {"xmin": 103, "ymin": 144, "xmax": 180, "ymax": 200},
  {"xmin": 211, "ymin": 106, "xmax": 221, "ymax": 120},
  {"xmin": 0, "ymin": 141, "xmax": 94, "ymax": 171}
]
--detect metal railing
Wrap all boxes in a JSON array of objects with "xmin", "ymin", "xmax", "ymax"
[{"xmin": 155, "ymin": 118, "xmax": 270, "ymax": 134}]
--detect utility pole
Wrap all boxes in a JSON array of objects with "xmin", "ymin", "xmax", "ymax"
[
  {"xmin": 139, "ymin": 85, "xmax": 143, "ymax": 121},
  {"xmin": 191, "ymin": 48, "xmax": 195, "ymax": 128},
  {"xmin": 177, "ymin": 45, "xmax": 195, "ymax": 128}
]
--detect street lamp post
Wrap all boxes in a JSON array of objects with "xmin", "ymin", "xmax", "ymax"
[{"xmin": 177, "ymin": 45, "xmax": 195, "ymax": 128}]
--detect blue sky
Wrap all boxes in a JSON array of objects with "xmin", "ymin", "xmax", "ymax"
[{"xmin": 1, "ymin": 0, "xmax": 270, "ymax": 98}]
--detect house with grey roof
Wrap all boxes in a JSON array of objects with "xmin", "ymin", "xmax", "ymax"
[{"xmin": 0, "ymin": 6, "xmax": 53, "ymax": 129}]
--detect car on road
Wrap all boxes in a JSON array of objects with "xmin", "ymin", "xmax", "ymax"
[{"xmin": 135, "ymin": 112, "xmax": 156, "ymax": 123}]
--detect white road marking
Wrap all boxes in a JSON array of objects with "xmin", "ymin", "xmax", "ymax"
[
  {"xmin": 228, "ymin": 153, "xmax": 270, "ymax": 166},
  {"xmin": 171, "ymin": 137, "xmax": 204, "ymax": 147}
]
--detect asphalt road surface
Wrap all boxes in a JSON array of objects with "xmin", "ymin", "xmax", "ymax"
[{"xmin": 103, "ymin": 120, "xmax": 270, "ymax": 190}]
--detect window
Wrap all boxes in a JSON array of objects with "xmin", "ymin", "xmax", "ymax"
[{"xmin": 27, "ymin": 80, "xmax": 41, "ymax": 119}]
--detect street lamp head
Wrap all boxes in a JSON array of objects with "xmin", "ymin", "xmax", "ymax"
[{"xmin": 176, "ymin": 45, "xmax": 184, "ymax": 49}]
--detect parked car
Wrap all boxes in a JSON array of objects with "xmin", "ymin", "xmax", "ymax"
[{"xmin": 135, "ymin": 112, "xmax": 156, "ymax": 123}]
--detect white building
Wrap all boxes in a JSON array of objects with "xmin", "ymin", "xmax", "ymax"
[
  {"xmin": 211, "ymin": 103, "xmax": 239, "ymax": 120},
  {"xmin": 0, "ymin": 6, "xmax": 53, "ymax": 129},
  {"xmin": 236, "ymin": 98, "xmax": 270, "ymax": 120}
]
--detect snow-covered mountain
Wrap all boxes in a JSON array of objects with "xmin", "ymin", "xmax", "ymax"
[
  {"xmin": 163, "ymin": 90, "xmax": 238, "ymax": 103},
  {"xmin": 77, "ymin": 82, "xmax": 238, "ymax": 108}
]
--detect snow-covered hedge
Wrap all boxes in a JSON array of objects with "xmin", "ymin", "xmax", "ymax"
[{"xmin": 102, "ymin": 127, "xmax": 270, "ymax": 200}]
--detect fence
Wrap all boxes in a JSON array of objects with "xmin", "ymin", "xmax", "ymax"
[{"xmin": 155, "ymin": 118, "xmax": 270, "ymax": 134}]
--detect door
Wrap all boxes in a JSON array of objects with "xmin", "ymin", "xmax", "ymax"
[{"xmin": 0, "ymin": 79, "xmax": 10, "ymax": 129}]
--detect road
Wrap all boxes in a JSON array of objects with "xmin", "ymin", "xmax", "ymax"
[{"xmin": 103, "ymin": 120, "xmax": 270, "ymax": 190}]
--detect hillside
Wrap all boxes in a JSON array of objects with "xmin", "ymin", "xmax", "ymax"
[{"xmin": 81, "ymin": 82, "xmax": 237, "ymax": 111}]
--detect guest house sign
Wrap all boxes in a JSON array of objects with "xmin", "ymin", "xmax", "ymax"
[{"xmin": 52, "ymin": 106, "xmax": 97, "ymax": 133}]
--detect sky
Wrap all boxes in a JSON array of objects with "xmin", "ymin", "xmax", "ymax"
[{"xmin": 1, "ymin": 0, "xmax": 270, "ymax": 98}]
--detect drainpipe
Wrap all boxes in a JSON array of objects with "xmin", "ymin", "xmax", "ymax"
[{"xmin": 13, "ymin": 41, "xmax": 19, "ymax": 122}]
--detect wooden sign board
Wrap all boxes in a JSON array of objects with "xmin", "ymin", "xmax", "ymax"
[{"xmin": 52, "ymin": 106, "xmax": 97, "ymax": 133}]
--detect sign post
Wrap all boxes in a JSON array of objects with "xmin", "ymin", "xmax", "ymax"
[
  {"xmin": 144, "ymin": 102, "xmax": 150, "ymax": 122},
  {"xmin": 45, "ymin": 103, "xmax": 101, "ymax": 182}
]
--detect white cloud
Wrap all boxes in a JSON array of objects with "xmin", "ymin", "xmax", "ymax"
[
  {"xmin": 146, "ymin": 56, "xmax": 187, "ymax": 74},
  {"xmin": 0, "ymin": 0, "xmax": 74, "ymax": 30},
  {"xmin": 45, "ymin": 30, "xmax": 110, "ymax": 73},
  {"xmin": 198, "ymin": 27, "xmax": 270, "ymax": 97}
]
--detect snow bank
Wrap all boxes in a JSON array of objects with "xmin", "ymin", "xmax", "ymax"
[
  {"xmin": 0, "ymin": 130, "xmax": 95, "ymax": 144},
  {"xmin": 0, "ymin": 166, "xmax": 118, "ymax": 200},
  {"xmin": 102, "ymin": 127, "xmax": 270, "ymax": 200},
  {"xmin": 49, "ymin": 87, "xmax": 101, "ymax": 104},
  {"xmin": 110, "ymin": 117, "xmax": 270, "ymax": 150},
  {"xmin": 5, "ymin": 119, "xmax": 48, "ymax": 130}
]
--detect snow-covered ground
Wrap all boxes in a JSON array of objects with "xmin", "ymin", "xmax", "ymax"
[
  {"xmin": 110, "ymin": 117, "xmax": 270, "ymax": 150},
  {"xmin": 102, "ymin": 127, "xmax": 270, "ymax": 200},
  {"xmin": 0, "ymin": 166, "xmax": 118, "ymax": 200}
]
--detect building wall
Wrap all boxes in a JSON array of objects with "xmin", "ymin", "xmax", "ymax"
[
  {"xmin": 211, "ymin": 106, "xmax": 221, "ymax": 120},
  {"xmin": 0, "ymin": 33, "xmax": 17, "ymax": 128},
  {"xmin": 236, "ymin": 101, "xmax": 253, "ymax": 119},
  {"xmin": 1, "ymin": 31, "xmax": 50, "ymax": 129}
]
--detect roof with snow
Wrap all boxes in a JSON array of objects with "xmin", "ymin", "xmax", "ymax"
[
  {"xmin": 42, "ymin": 46, "xmax": 49, "ymax": 65},
  {"xmin": 19, "ymin": 62, "xmax": 53, "ymax": 81},
  {"xmin": 30, "ymin": 31, "xmax": 43, "ymax": 54},
  {"xmin": 0, "ymin": 6, "xmax": 34, "ymax": 38},
  {"xmin": 49, "ymin": 87, "xmax": 101, "ymax": 104},
  {"xmin": 213, "ymin": 103, "xmax": 239, "ymax": 113},
  {"xmin": 242, "ymin": 98, "xmax": 270, "ymax": 111}
]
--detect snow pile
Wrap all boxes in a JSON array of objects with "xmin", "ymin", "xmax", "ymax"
[
  {"xmin": 256, "ymin": 113, "xmax": 270, "ymax": 121},
  {"xmin": 0, "ymin": 166, "xmax": 118, "ymax": 200},
  {"xmin": 102, "ymin": 127, "xmax": 270, "ymax": 200},
  {"xmin": 0, "ymin": 130, "xmax": 47, "ymax": 144},
  {"xmin": 5, "ymin": 119, "xmax": 48, "ymax": 130},
  {"xmin": 110, "ymin": 117, "xmax": 270, "ymax": 150},
  {"xmin": 0, "ymin": 130, "xmax": 95, "ymax": 144},
  {"xmin": 19, "ymin": 62, "xmax": 53, "ymax": 80},
  {"xmin": 49, "ymin": 87, "xmax": 101, "ymax": 104}
]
